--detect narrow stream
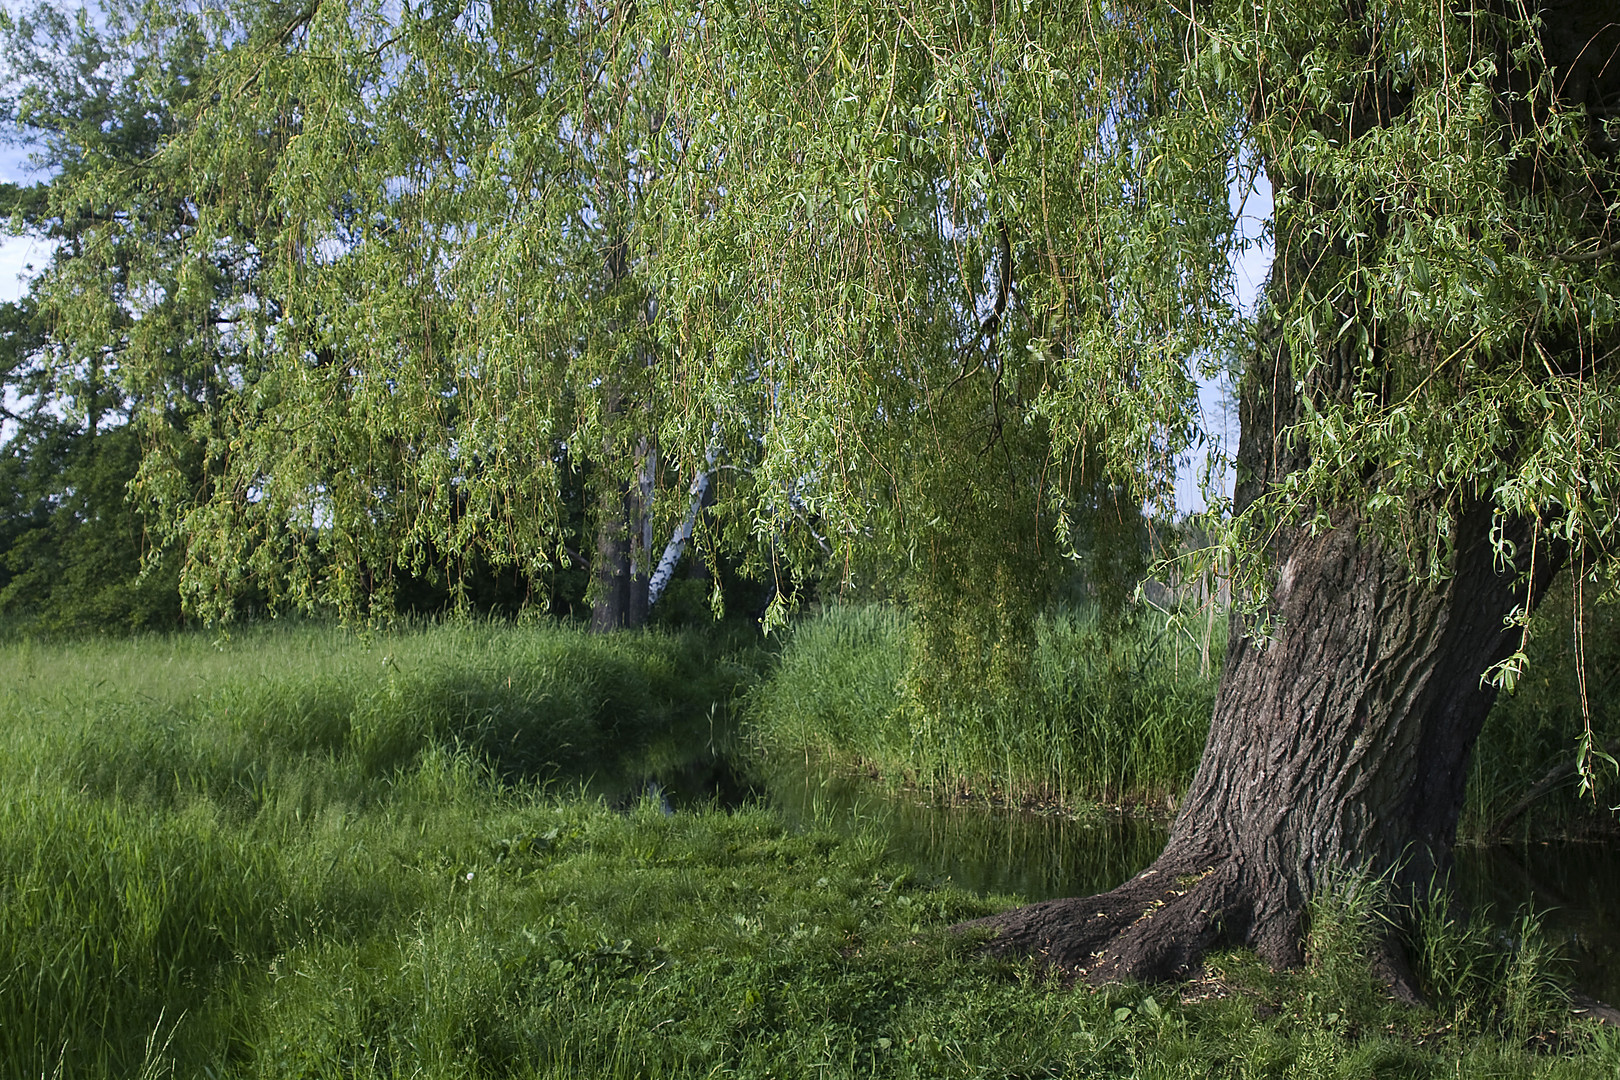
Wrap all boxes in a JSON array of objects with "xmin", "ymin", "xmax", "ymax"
[
  {"xmin": 630, "ymin": 752, "xmax": 1620, "ymax": 1003},
  {"xmin": 758, "ymin": 761, "xmax": 1168, "ymax": 902}
]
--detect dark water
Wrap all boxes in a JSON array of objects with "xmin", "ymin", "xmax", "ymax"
[
  {"xmin": 758, "ymin": 762, "xmax": 1168, "ymax": 901},
  {"xmin": 629, "ymin": 753, "xmax": 1620, "ymax": 1002},
  {"xmin": 1455, "ymin": 842, "xmax": 1620, "ymax": 1003}
]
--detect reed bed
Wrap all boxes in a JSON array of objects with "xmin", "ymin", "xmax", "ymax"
[{"xmin": 748, "ymin": 605, "xmax": 1219, "ymax": 810}]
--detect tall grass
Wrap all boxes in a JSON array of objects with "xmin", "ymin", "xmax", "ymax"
[
  {"xmin": 748, "ymin": 605, "xmax": 1219, "ymax": 810},
  {"xmin": 1411, "ymin": 890, "xmax": 1571, "ymax": 1042},
  {"xmin": 1297, "ymin": 870, "xmax": 1578, "ymax": 1060},
  {"xmin": 756, "ymin": 600, "xmax": 1620, "ymax": 840},
  {"xmin": 1302, "ymin": 868, "xmax": 1394, "ymax": 1031},
  {"xmin": 2, "ymin": 618, "xmax": 766, "ymax": 804},
  {"xmin": 0, "ymin": 619, "xmax": 766, "ymax": 1075}
]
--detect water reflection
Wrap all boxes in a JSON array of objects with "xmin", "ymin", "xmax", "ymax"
[
  {"xmin": 760, "ymin": 761, "xmax": 1166, "ymax": 900},
  {"xmin": 1455, "ymin": 842, "xmax": 1620, "ymax": 1003}
]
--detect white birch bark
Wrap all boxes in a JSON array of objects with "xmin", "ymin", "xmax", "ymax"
[{"xmin": 647, "ymin": 444, "xmax": 719, "ymax": 607}]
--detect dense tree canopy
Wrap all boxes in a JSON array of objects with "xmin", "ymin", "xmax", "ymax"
[
  {"xmin": 26, "ymin": 1, "xmax": 1225, "ymax": 632},
  {"xmin": 0, "ymin": 0, "xmax": 217, "ymax": 629},
  {"xmin": 34, "ymin": 0, "xmax": 1610, "ymax": 633}
]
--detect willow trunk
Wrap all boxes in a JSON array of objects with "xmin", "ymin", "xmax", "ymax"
[
  {"xmin": 965, "ymin": 349, "xmax": 1561, "ymax": 986},
  {"xmin": 958, "ymin": 1, "xmax": 1620, "ymax": 982}
]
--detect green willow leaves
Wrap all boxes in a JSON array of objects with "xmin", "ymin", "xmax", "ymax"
[{"xmin": 33, "ymin": 0, "xmax": 1620, "ymax": 651}]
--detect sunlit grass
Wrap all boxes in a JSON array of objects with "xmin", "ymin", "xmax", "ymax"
[
  {"xmin": 748, "ymin": 605, "xmax": 1218, "ymax": 810},
  {"xmin": 0, "ymin": 619, "xmax": 770, "ymax": 1075}
]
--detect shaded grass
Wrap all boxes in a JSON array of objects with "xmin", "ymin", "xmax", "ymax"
[
  {"xmin": 1303, "ymin": 869, "xmax": 1571, "ymax": 1046},
  {"xmin": 748, "ymin": 605, "xmax": 1218, "ymax": 810},
  {"xmin": 2, "ymin": 618, "xmax": 766, "ymax": 808},
  {"xmin": 1411, "ymin": 891, "xmax": 1573, "ymax": 1043}
]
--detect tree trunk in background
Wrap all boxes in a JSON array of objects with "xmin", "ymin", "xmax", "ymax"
[
  {"xmin": 588, "ymin": 436, "xmax": 654, "ymax": 632},
  {"xmin": 626, "ymin": 434, "xmax": 655, "ymax": 628},
  {"xmin": 648, "ymin": 445, "xmax": 718, "ymax": 608},
  {"xmin": 588, "ymin": 213, "xmax": 656, "ymax": 633},
  {"xmin": 589, "ymin": 490, "xmax": 634, "ymax": 632}
]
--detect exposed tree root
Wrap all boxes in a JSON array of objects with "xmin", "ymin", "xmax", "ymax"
[
  {"xmin": 955, "ymin": 852, "xmax": 1424, "ymax": 1005},
  {"xmin": 957, "ymin": 855, "xmax": 1253, "ymax": 983},
  {"xmin": 1571, "ymin": 995, "xmax": 1620, "ymax": 1028},
  {"xmin": 1368, "ymin": 936, "xmax": 1424, "ymax": 1007},
  {"xmin": 961, "ymin": 859, "xmax": 1620, "ymax": 1031}
]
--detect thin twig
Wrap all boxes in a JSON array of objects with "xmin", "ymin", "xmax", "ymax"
[{"xmin": 1554, "ymin": 239, "xmax": 1620, "ymax": 263}]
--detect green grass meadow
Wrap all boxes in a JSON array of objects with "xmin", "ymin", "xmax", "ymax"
[{"xmin": 0, "ymin": 618, "xmax": 1615, "ymax": 1077}]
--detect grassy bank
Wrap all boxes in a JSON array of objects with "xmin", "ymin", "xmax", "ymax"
[
  {"xmin": 752, "ymin": 603, "xmax": 1620, "ymax": 839},
  {"xmin": 748, "ymin": 605, "xmax": 1219, "ymax": 811},
  {"xmin": 0, "ymin": 620, "xmax": 1615, "ymax": 1077},
  {"xmin": 0, "ymin": 620, "xmax": 769, "ymax": 1074}
]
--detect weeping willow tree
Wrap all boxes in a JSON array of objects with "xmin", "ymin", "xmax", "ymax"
[
  {"xmin": 659, "ymin": 0, "xmax": 1620, "ymax": 987},
  {"xmin": 655, "ymin": 1, "xmax": 1226, "ymax": 707},
  {"xmin": 64, "ymin": 0, "xmax": 1158, "ymax": 665},
  {"xmin": 41, "ymin": 0, "xmax": 689, "ymax": 624},
  {"xmin": 46, "ymin": 0, "xmax": 1620, "ymax": 984},
  {"xmin": 989, "ymin": 0, "xmax": 1618, "ymax": 986}
]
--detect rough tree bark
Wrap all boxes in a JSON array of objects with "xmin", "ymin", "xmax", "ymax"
[
  {"xmin": 962, "ymin": 317, "xmax": 1564, "ymax": 989},
  {"xmin": 588, "ymin": 488, "xmax": 640, "ymax": 631},
  {"xmin": 962, "ymin": 2, "xmax": 1616, "ymax": 986}
]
